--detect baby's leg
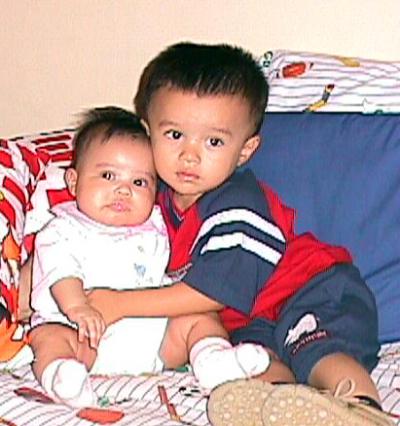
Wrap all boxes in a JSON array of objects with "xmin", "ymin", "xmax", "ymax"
[
  {"xmin": 160, "ymin": 313, "xmax": 270, "ymax": 389},
  {"xmin": 160, "ymin": 312, "xmax": 227, "ymax": 368},
  {"xmin": 29, "ymin": 324, "xmax": 97, "ymax": 407}
]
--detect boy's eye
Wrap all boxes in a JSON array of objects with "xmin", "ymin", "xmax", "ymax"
[
  {"xmin": 165, "ymin": 130, "xmax": 183, "ymax": 140},
  {"xmin": 101, "ymin": 171, "xmax": 115, "ymax": 180},
  {"xmin": 133, "ymin": 178, "xmax": 148, "ymax": 187},
  {"xmin": 208, "ymin": 138, "xmax": 224, "ymax": 147}
]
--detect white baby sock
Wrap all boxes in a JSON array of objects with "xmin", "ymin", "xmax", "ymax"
[
  {"xmin": 41, "ymin": 358, "xmax": 97, "ymax": 408},
  {"xmin": 189, "ymin": 337, "xmax": 271, "ymax": 389}
]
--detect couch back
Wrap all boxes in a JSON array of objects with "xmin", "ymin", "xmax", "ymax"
[
  {"xmin": 1, "ymin": 113, "xmax": 399, "ymax": 346},
  {"xmin": 246, "ymin": 112, "xmax": 400, "ymax": 343}
]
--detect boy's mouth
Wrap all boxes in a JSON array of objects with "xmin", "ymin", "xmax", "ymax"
[{"xmin": 176, "ymin": 171, "xmax": 199, "ymax": 182}]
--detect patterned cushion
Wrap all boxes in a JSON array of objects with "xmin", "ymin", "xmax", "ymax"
[
  {"xmin": 0, "ymin": 129, "xmax": 74, "ymax": 361},
  {"xmin": 260, "ymin": 50, "xmax": 400, "ymax": 113}
]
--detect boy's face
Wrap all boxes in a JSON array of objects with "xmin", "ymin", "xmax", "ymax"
[
  {"xmin": 65, "ymin": 135, "xmax": 156, "ymax": 226},
  {"xmin": 146, "ymin": 88, "xmax": 260, "ymax": 210}
]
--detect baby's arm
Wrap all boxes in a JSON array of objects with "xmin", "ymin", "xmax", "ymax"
[
  {"xmin": 51, "ymin": 278, "xmax": 105, "ymax": 348},
  {"xmin": 18, "ymin": 256, "xmax": 33, "ymax": 322},
  {"xmin": 88, "ymin": 281, "xmax": 224, "ymax": 326}
]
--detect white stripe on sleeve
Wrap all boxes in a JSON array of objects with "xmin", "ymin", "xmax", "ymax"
[
  {"xmin": 199, "ymin": 232, "xmax": 283, "ymax": 265},
  {"xmin": 191, "ymin": 208, "xmax": 285, "ymax": 253}
]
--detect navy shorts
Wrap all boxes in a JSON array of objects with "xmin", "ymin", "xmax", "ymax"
[{"xmin": 230, "ymin": 263, "xmax": 379, "ymax": 383}]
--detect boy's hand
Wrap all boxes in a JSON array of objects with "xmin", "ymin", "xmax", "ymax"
[
  {"xmin": 65, "ymin": 304, "xmax": 106, "ymax": 348},
  {"xmin": 86, "ymin": 288, "xmax": 123, "ymax": 326}
]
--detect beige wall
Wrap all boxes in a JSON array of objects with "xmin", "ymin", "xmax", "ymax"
[{"xmin": 1, "ymin": 0, "xmax": 400, "ymax": 138}]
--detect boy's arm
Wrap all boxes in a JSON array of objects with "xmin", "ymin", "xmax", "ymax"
[
  {"xmin": 51, "ymin": 278, "xmax": 105, "ymax": 348},
  {"xmin": 87, "ymin": 281, "xmax": 224, "ymax": 326}
]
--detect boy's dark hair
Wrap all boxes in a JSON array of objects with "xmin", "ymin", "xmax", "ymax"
[
  {"xmin": 72, "ymin": 106, "xmax": 148, "ymax": 168},
  {"xmin": 134, "ymin": 42, "xmax": 268, "ymax": 135}
]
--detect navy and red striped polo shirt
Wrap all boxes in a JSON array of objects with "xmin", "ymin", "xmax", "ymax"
[{"xmin": 157, "ymin": 170, "xmax": 351, "ymax": 332}]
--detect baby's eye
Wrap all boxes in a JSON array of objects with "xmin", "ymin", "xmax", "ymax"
[
  {"xmin": 207, "ymin": 138, "xmax": 224, "ymax": 147},
  {"xmin": 133, "ymin": 178, "xmax": 148, "ymax": 187},
  {"xmin": 101, "ymin": 171, "xmax": 115, "ymax": 180},
  {"xmin": 165, "ymin": 130, "xmax": 183, "ymax": 140}
]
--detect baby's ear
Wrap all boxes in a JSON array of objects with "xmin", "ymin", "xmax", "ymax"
[
  {"xmin": 237, "ymin": 135, "xmax": 260, "ymax": 167},
  {"xmin": 140, "ymin": 119, "xmax": 150, "ymax": 137},
  {"xmin": 64, "ymin": 168, "xmax": 78, "ymax": 196}
]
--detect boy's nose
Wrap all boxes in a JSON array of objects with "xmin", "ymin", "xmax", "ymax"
[{"xmin": 180, "ymin": 141, "xmax": 200, "ymax": 164}]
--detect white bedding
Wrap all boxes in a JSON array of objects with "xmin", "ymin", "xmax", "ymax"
[
  {"xmin": 0, "ymin": 342, "xmax": 399, "ymax": 425},
  {"xmin": 0, "ymin": 346, "xmax": 210, "ymax": 426}
]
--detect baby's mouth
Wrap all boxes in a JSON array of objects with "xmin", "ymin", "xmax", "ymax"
[{"xmin": 109, "ymin": 201, "xmax": 130, "ymax": 212}]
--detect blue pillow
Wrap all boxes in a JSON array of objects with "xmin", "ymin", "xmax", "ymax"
[{"xmin": 246, "ymin": 113, "xmax": 400, "ymax": 344}]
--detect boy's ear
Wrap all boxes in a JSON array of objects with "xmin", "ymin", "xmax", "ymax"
[
  {"xmin": 237, "ymin": 135, "xmax": 260, "ymax": 167},
  {"xmin": 140, "ymin": 119, "xmax": 150, "ymax": 137},
  {"xmin": 64, "ymin": 168, "xmax": 78, "ymax": 196}
]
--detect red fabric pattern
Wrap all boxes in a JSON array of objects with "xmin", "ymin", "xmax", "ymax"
[
  {"xmin": 0, "ymin": 149, "xmax": 14, "ymax": 168},
  {"xmin": 3, "ymin": 176, "xmax": 27, "ymax": 208}
]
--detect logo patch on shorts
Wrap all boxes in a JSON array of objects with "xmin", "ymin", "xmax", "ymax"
[{"xmin": 284, "ymin": 313, "xmax": 328, "ymax": 355}]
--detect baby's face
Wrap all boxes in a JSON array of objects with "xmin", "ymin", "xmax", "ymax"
[{"xmin": 66, "ymin": 134, "xmax": 156, "ymax": 227}]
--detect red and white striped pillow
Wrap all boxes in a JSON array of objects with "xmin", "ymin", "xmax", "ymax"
[{"xmin": 0, "ymin": 129, "xmax": 74, "ymax": 361}]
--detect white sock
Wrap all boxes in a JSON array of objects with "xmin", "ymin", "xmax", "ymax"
[
  {"xmin": 41, "ymin": 359, "xmax": 97, "ymax": 408},
  {"xmin": 189, "ymin": 337, "xmax": 270, "ymax": 389}
]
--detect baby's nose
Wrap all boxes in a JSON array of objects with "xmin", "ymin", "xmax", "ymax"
[{"xmin": 116, "ymin": 182, "xmax": 132, "ymax": 195}]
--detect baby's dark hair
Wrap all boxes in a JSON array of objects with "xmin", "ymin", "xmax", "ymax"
[
  {"xmin": 134, "ymin": 42, "xmax": 268, "ymax": 135},
  {"xmin": 72, "ymin": 106, "xmax": 148, "ymax": 168}
]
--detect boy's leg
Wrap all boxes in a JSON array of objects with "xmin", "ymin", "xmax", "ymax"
[
  {"xmin": 308, "ymin": 352, "xmax": 380, "ymax": 403},
  {"xmin": 230, "ymin": 317, "xmax": 295, "ymax": 384},
  {"xmin": 159, "ymin": 313, "xmax": 270, "ymax": 388},
  {"xmin": 256, "ymin": 264, "xmax": 392, "ymax": 425},
  {"xmin": 30, "ymin": 323, "xmax": 97, "ymax": 407},
  {"xmin": 276, "ymin": 264, "xmax": 380, "ymax": 398},
  {"xmin": 207, "ymin": 264, "xmax": 394, "ymax": 426}
]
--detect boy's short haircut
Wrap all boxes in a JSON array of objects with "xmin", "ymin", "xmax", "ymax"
[
  {"xmin": 72, "ymin": 106, "xmax": 148, "ymax": 168},
  {"xmin": 134, "ymin": 42, "xmax": 268, "ymax": 135}
]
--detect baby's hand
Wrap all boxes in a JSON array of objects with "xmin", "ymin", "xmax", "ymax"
[{"xmin": 65, "ymin": 304, "xmax": 106, "ymax": 348}]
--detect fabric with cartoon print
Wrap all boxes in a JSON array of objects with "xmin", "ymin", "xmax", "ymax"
[
  {"xmin": 1, "ymin": 137, "xmax": 51, "ymax": 361},
  {"xmin": 260, "ymin": 50, "xmax": 400, "ymax": 113}
]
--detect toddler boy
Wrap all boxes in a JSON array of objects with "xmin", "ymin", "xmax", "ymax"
[{"xmin": 89, "ymin": 43, "xmax": 392, "ymax": 425}]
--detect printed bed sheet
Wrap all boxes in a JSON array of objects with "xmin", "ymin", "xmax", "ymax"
[
  {"xmin": 0, "ymin": 343, "xmax": 399, "ymax": 425},
  {"xmin": 0, "ymin": 349, "xmax": 210, "ymax": 426}
]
